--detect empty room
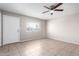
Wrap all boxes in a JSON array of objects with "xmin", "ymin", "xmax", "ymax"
[{"xmin": 0, "ymin": 3, "xmax": 79, "ymax": 56}]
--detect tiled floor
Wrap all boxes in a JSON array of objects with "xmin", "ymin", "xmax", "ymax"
[{"xmin": 0, "ymin": 39, "xmax": 79, "ymax": 56}]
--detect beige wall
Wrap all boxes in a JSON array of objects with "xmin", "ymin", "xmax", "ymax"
[
  {"xmin": 4, "ymin": 11, "xmax": 47, "ymax": 42},
  {"xmin": 0, "ymin": 10, "xmax": 47, "ymax": 44},
  {"xmin": 20, "ymin": 16, "xmax": 47, "ymax": 42},
  {"xmin": 47, "ymin": 13, "xmax": 79, "ymax": 45}
]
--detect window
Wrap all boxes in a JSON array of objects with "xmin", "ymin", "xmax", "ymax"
[{"xmin": 26, "ymin": 22, "xmax": 40, "ymax": 32}]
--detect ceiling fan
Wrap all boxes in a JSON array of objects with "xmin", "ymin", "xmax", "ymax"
[{"xmin": 42, "ymin": 3, "xmax": 64, "ymax": 15}]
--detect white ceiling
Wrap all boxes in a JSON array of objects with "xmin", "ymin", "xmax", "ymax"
[{"xmin": 0, "ymin": 3, "xmax": 79, "ymax": 20}]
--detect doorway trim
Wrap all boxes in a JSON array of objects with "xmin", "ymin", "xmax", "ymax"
[{"xmin": 1, "ymin": 11, "xmax": 3, "ymax": 47}]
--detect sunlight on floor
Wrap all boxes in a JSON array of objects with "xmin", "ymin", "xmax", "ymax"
[{"xmin": 24, "ymin": 41, "xmax": 43, "ymax": 56}]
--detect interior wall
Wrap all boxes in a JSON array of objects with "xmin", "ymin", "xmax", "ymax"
[
  {"xmin": 20, "ymin": 16, "xmax": 47, "ymax": 42},
  {"xmin": 0, "ymin": 10, "xmax": 47, "ymax": 45},
  {"xmin": 47, "ymin": 13, "xmax": 79, "ymax": 45}
]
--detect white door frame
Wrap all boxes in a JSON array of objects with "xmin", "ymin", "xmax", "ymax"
[
  {"xmin": 3, "ymin": 14, "xmax": 20, "ymax": 45},
  {"xmin": 0, "ymin": 11, "xmax": 3, "ymax": 46},
  {"xmin": 0, "ymin": 11, "xmax": 20, "ymax": 46}
]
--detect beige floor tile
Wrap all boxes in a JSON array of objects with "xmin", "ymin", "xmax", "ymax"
[{"xmin": 0, "ymin": 39, "xmax": 79, "ymax": 56}]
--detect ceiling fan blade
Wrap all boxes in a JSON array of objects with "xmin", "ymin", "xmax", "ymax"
[
  {"xmin": 54, "ymin": 9, "xmax": 64, "ymax": 11},
  {"xmin": 51, "ymin": 3, "xmax": 63, "ymax": 10},
  {"xmin": 44, "ymin": 6, "xmax": 50, "ymax": 9},
  {"xmin": 42, "ymin": 10, "xmax": 49, "ymax": 14},
  {"xmin": 50, "ymin": 5, "xmax": 55, "ymax": 8}
]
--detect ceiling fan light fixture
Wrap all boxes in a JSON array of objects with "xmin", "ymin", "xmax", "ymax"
[
  {"xmin": 42, "ymin": 3, "xmax": 63, "ymax": 15},
  {"xmin": 49, "ymin": 10, "xmax": 54, "ymax": 13},
  {"xmin": 51, "ymin": 13, "xmax": 53, "ymax": 15}
]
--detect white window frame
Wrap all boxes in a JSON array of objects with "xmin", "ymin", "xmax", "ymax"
[{"xmin": 26, "ymin": 22, "xmax": 40, "ymax": 32}]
